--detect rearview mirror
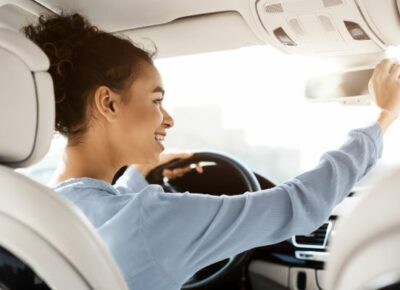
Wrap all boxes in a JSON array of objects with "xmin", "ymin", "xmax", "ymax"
[{"xmin": 305, "ymin": 68, "xmax": 374, "ymax": 105}]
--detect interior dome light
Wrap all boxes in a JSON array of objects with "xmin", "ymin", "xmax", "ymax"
[
  {"xmin": 344, "ymin": 21, "xmax": 370, "ymax": 40},
  {"xmin": 273, "ymin": 27, "xmax": 297, "ymax": 46}
]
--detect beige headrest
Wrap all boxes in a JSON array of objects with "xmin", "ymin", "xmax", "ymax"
[{"xmin": 0, "ymin": 28, "xmax": 54, "ymax": 168}]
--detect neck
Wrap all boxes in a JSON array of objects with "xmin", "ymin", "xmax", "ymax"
[{"xmin": 50, "ymin": 131, "xmax": 121, "ymax": 185}]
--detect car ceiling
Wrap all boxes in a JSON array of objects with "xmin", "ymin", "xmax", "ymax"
[
  {"xmin": 1, "ymin": 0, "xmax": 400, "ymax": 66},
  {"xmin": 33, "ymin": 0, "xmax": 244, "ymax": 32}
]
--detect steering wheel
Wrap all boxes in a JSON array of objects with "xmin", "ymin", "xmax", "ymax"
[{"xmin": 146, "ymin": 151, "xmax": 262, "ymax": 289}]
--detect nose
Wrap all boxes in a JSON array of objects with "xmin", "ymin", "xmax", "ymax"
[{"xmin": 162, "ymin": 107, "xmax": 174, "ymax": 129}]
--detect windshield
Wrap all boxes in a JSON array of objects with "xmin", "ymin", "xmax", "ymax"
[{"xmin": 19, "ymin": 45, "xmax": 400, "ymax": 185}]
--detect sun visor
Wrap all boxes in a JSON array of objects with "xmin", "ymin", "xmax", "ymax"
[
  {"xmin": 124, "ymin": 12, "xmax": 262, "ymax": 58},
  {"xmin": 255, "ymin": 0, "xmax": 400, "ymax": 57}
]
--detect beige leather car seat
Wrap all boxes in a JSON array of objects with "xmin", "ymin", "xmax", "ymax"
[
  {"xmin": 0, "ymin": 27, "xmax": 128, "ymax": 290},
  {"xmin": 326, "ymin": 170, "xmax": 400, "ymax": 290}
]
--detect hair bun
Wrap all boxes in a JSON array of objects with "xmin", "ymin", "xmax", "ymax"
[
  {"xmin": 24, "ymin": 13, "xmax": 100, "ymax": 134},
  {"xmin": 25, "ymin": 13, "xmax": 97, "ymax": 76},
  {"xmin": 26, "ymin": 13, "xmax": 97, "ymax": 46}
]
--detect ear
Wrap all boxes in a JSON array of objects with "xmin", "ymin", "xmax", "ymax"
[{"xmin": 93, "ymin": 86, "xmax": 121, "ymax": 122}]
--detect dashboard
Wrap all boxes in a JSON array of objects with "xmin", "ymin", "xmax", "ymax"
[{"xmin": 249, "ymin": 190, "xmax": 360, "ymax": 290}]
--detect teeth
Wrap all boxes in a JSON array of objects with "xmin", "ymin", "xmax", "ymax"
[{"xmin": 155, "ymin": 134, "xmax": 165, "ymax": 142}]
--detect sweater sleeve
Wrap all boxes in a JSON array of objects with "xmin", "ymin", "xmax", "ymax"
[{"xmin": 139, "ymin": 122, "xmax": 383, "ymax": 284}]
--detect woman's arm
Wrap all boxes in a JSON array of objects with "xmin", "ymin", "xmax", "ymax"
[{"xmin": 138, "ymin": 122, "xmax": 383, "ymax": 284}]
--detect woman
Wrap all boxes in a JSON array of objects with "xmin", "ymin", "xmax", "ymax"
[{"xmin": 25, "ymin": 13, "xmax": 400, "ymax": 290}]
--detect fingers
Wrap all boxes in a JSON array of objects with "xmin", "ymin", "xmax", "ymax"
[
  {"xmin": 373, "ymin": 58, "xmax": 400, "ymax": 82},
  {"xmin": 370, "ymin": 58, "xmax": 399, "ymax": 94},
  {"xmin": 162, "ymin": 163, "xmax": 204, "ymax": 179},
  {"xmin": 167, "ymin": 152, "xmax": 193, "ymax": 159},
  {"xmin": 371, "ymin": 58, "xmax": 400, "ymax": 120},
  {"xmin": 162, "ymin": 167, "xmax": 190, "ymax": 179},
  {"xmin": 196, "ymin": 164, "xmax": 203, "ymax": 174},
  {"xmin": 377, "ymin": 58, "xmax": 397, "ymax": 75},
  {"xmin": 391, "ymin": 63, "xmax": 400, "ymax": 79}
]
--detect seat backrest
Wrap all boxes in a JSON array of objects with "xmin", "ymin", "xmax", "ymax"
[
  {"xmin": 326, "ymin": 168, "xmax": 400, "ymax": 290},
  {"xmin": 0, "ymin": 27, "xmax": 128, "ymax": 290}
]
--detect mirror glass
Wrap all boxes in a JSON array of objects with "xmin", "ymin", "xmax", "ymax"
[{"xmin": 305, "ymin": 68, "xmax": 374, "ymax": 103}]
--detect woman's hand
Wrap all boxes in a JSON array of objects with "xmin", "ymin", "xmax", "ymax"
[
  {"xmin": 133, "ymin": 152, "xmax": 203, "ymax": 179},
  {"xmin": 369, "ymin": 58, "xmax": 400, "ymax": 132}
]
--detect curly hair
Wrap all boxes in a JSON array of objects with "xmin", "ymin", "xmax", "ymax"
[{"xmin": 24, "ymin": 13, "xmax": 155, "ymax": 139}]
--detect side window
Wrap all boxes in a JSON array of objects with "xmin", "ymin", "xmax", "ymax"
[
  {"xmin": 17, "ymin": 135, "xmax": 66, "ymax": 185},
  {"xmin": 0, "ymin": 247, "xmax": 52, "ymax": 290}
]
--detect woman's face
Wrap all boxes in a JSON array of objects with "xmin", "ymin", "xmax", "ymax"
[{"xmin": 113, "ymin": 61, "xmax": 174, "ymax": 164}]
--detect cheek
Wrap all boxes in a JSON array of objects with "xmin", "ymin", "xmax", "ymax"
[
  {"xmin": 121, "ymin": 103, "xmax": 163, "ymax": 136},
  {"xmin": 140, "ymin": 103, "xmax": 163, "ymax": 127}
]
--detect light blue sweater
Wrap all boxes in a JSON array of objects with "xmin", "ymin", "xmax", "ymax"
[{"xmin": 53, "ymin": 122, "xmax": 383, "ymax": 290}]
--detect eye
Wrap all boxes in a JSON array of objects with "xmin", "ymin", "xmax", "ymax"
[{"xmin": 153, "ymin": 98, "xmax": 163, "ymax": 105}]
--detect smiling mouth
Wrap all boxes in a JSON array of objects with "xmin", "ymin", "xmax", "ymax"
[
  {"xmin": 155, "ymin": 133, "xmax": 165, "ymax": 142},
  {"xmin": 154, "ymin": 133, "xmax": 166, "ymax": 149}
]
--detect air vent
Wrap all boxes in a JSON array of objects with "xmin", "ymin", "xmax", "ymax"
[
  {"xmin": 292, "ymin": 222, "xmax": 332, "ymax": 249},
  {"xmin": 322, "ymin": 0, "xmax": 343, "ymax": 7},
  {"xmin": 265, "ymin": 3, "xmax": 284, "ymax": 13}
]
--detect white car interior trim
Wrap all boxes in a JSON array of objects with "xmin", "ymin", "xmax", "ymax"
[
  {"xmin": 249, "ymin": 260, "xmax": 328, "ymax": 290},
  {"xmin": 0, "ymin": 168, "xmax": 129, "ymax": 290},
  {"xmin": 125, "ymin": 12, "xmax": 263, "ymax": 58},
  {"xmin": 334, "ymin": 230, "xmax": 400, "ymax": 290},
  {"xmin": 355, "ymin": 0, "xmax": 400, "ymax": 46},
  {"xmin": 255, "ymin": 0, "xmax": 387, "ymax": 56},
  {"xmin": 0, "ymin": 27, "xmax": 52, "ymax": 167},
  {"xmin": 326, "ymin": 168, "xmax": 400, "ymax": 290},
  {"xmin": 248, "ymin": 260, "xmax": 289, "ymax": 288},
  {"xmin": 316, "ymin": 270, "xmax": 327, "ymax": 290},
  {"xmin": 0, "ymin": 28, "xmax": 49, "ymax": 71},
  {"xmin": 0, "ymin": 47, "xmax": 37, "ymax": 164},
  {"xmin": 0, "ymin": 27, "xmax": 129, "ymax": 290},
  {"xmin": 0, "ymin": 0, "xmax": 54, "ymax": 32},
  {"xmin": 19, "ymin": 72, "xmax": 56, "ymax": 167},
  {"xmin": 0, "ymin": 213, "xmax": 91, "ymax": 290},
  {"xmin": 353, "ymin": 0, "xmax": 385, "ymax": 45},
  {"xmin": 26, "ymin": 0, "xmax": 400, "ymax": 63},
  {"xmin": 289, "ymin": 267, "xmax": 321, "ymax": 290},
  {"xmin": 363, "ymin": 270, "xmax": 400, "ymax": 290},
  {"xmin": 295, "ymin": 250, "xmax": 329, "ymax": 263},
  {"xmin": 33, "ymin": 0, "xmax": 245, "ymax": 31}
]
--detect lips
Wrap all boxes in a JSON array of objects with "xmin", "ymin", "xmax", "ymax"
[{"xmin": 154, "ymin": 132, "xmax": 166, "ymax": 150}]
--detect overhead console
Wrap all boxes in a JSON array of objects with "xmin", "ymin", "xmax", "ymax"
[{"xmin": 254, "ymin": 0, "xmax": 400, "ymax": 57}]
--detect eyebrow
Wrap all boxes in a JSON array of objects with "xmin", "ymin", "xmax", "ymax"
[{"xmin": 153, "ymin": 86, "xmax": 165, "ymax": 97}]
